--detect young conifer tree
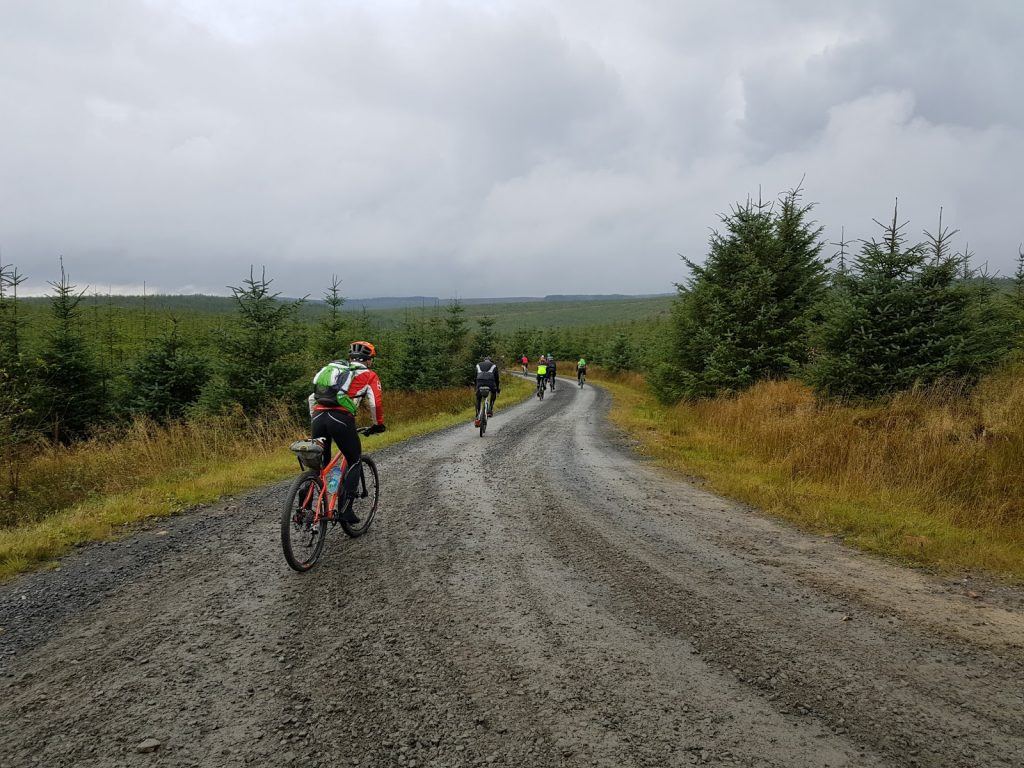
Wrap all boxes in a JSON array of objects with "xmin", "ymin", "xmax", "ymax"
[
  {"xmin": 652, "ymin": 188, "xmax": 826, "ymax": 402},
  {"xmin": 605, "ymin": 332, "xmax": 635, "ymax": 373},
  {"xmin": 443, "ymin": 301, "xmax": 467, "ymax": 352},
  {"xmin": 127, "ymin": 318, "xmax": 210, "ymax": 420},
  {"xmin": 1014, "ymin": 244, "xmax": 1024, "ymax": 311},
  {"xmin": 468, "ymin": 316, "xmax": 497, "ymax": 368},
  {"xmin": 313, "ymin": 275, "xmax": 347, "ymax": 361},
  {"xmin": 421, "ymin": 314, "xmax": 448, "ymax": 390},
  {"xmin": 0, "ymin": 260, "xmax": 26, "ymax": 365},
  {"xmin": 808, "ymin": 204, "xmax": 1012, "ymax": 399},
  {"xmin": 38, "ymin": 260, "xmax": 106, "ymax": 442},
  {"xmin": 442, "ymin": 300, "xmax": 471, "ymax": 386},
  {"xmin": 393, "ymin": 313, "xmax": 433, "ymax": 391},
  {"xmin": 199, "ymin": 267, "xmax": 305, "ymax": 413},
  {"xmin": 769, "ymin": 186, "xmax": 829, "ymax": 368},
  {"xmin": 0, "ymin": 261, "xmax": 34, "ymax": 498}
]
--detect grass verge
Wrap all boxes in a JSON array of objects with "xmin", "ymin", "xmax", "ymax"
[
  {"xmin": 593, "ymin": 368, "xmax": 1024, "ymax": 581},
  {"xmin": 0, "ymin": 376, "xmax": 534, "ymax": 582}
]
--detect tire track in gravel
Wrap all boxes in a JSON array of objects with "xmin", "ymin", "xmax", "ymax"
[{"xmin": 1, "ymin": 377, "xmax": 1022, "ymax": 768}]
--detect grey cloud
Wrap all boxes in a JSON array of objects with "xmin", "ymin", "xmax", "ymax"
[{"xmin": 1, "ymin": 0, "xmax": 1022, "ymax": 297}]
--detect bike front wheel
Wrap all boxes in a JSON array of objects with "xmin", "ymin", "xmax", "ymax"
[
  {"xmin": 341, "ymin": 457, "xmax": 380, "ymax": 538},
  {"xmin": 281, "ymin": 471, "xmax": 328, "ymax": 572}
]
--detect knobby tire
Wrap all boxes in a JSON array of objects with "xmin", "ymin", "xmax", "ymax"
[
  {"xmin": 340, "ymin": 457, "xmax": 380, "ymax": 538},
  {"xmin": 281, "ymin": 471, "xmax": 328, "ymax": 572}
]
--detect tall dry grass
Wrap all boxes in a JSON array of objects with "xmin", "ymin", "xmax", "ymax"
[
  {"xmin": 1, "ymin": 386, "xmax": 475, "ymax": 530},
  {"xmin": 679, "ymin": 372, "xmax": 1024, "ymax": 532},
  {"xmin": 592, "ymin": 365, "xmax": 1024, "ymax": 578}
]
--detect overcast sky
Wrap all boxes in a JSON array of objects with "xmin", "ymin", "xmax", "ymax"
[{"xmin": 2, "ymin": 0, "xmax": 1022, "ymax": 297}]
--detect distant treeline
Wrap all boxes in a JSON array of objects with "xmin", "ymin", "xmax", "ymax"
[
  {"xmin": 0, "ymin": 260, "xmax": 645, "ymax": 503},
  {"xmin": 14, "ymin": 291, "xmax": 675, "ymax": 334}
]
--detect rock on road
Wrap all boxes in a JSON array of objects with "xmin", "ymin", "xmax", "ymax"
[{"xmin": 1, "ymin": 378, "xmax": 1023, "ymax": 768}]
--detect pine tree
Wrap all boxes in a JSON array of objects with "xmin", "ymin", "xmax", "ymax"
[
  {"xmin": 127, "ymin": 319, "xmax": 210, "ymax": 420},
  {"xmin": 831, "ymin": 227, "xmax": 852, "ymax": 278},
  {"xmin": 37, "ymin": 260, "xmax": 106, "ymax": 443},
  {"xmin": 443, "ymin": 301, "xmax": 468, "ymax": 355},
  {"xmin": 508, "ymin": 329, "xmax": 533, "ymax": 365},
  {"xmin": 198, "ymin": 267, "xmax": 306, "ymax": 413},
  {"xmin": 421, "ymin": 315, "xmax": 448, "ymax": 389},
  {"xmin": 605, "ymin": 332, "xmax": 634, "ymax": 373},
  {"xmin": 0, "ymin": 259, "xmax": 25, "ymax": 365},
  {"xmin": 1014, "ymin": 244, "xmax": 1024, "ymax": 310},
  {"xmin": 0, "ymin": 260, "xmax": 34, "ymax": 500},
  {"xmin": 392, "ymin": 314, "xmax": 430, "ymax": 391},
  {"xmin": 653, "ymin": 189, "xmax": 827, "ymax": 402},
  {"xmin": 313, "ymin": 275, "xmax": 347, "ymax": 360},
  {"xmin": 468, "ymin": 316, "xmax": 497, "ymax": 367},
  {"xmin": 99, "ymin": 292, "xmax": 125, "ymax": 415},
  {"xmin": 808, "ymin": 205, "xmax": 1012, "ymax": 399}
]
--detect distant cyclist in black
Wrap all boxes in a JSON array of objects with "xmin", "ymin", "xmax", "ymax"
[{"xmin": 474, "ymin": 355, "xmax": 500, "ymax": 427}]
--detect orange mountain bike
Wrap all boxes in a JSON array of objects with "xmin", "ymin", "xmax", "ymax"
[{"xmin": 281, "ymin": 429, "xmax": 380, "ymax": 572}]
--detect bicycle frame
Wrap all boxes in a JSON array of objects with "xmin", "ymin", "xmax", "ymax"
[{"xmin": 302, "ymin": 451, "xmax": 349, "ymax": 524}]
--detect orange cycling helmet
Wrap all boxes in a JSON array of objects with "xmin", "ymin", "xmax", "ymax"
[{"xmin": 349, "ymin": 340, "xmax": 377, "ymax": 361}]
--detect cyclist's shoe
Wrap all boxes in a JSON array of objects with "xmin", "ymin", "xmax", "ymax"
[
  {"xmin": 338, "ymin": 500, "xmax": 360, "ymax": 525},
  {"xmin": 474, "ymin": 418, "xmax": 480, "ymax": 427},
  {"xmin": 486, "ymin": 410, "xmax": 493, "ymax": 418}
]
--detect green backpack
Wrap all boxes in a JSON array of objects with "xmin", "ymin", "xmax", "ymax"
[{"xmin": 312, "ymin": 361, "xmax": 356, "ymax": 408}]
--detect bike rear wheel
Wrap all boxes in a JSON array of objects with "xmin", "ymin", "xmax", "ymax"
[
  {"xmin": 479, "ymin": 399, "xmax": 487, "ymax": 437},
  {"xmin": 341, "ymin": 457, "xmax": 380, "ymax": 538},
  {"xmin": 281, "ymin": 471, "xmax": 328, "ymax": 572}
]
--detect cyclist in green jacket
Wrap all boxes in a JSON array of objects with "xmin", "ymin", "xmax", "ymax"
[{"xmin": 536, "ymin": 358, "xmax": 548, "ymax": 390}]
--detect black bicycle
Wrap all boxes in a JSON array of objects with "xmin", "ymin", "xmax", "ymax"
[
  {"xmin": 578, "ymin": 369, "xmax": 586, "ymax": 388},
  {"xmin": 536, "ymin": 376, "xmax": 546, "ymax": 400},
  {"xmin": 281, "ymin": 427, "xmax": 381, "ymax": 572}
]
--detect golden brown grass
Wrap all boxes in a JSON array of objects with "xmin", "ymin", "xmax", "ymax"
[
  {"xmin": 0, "ymin": 376, "xmax": 534, "ymax": 581},
  {"xmin": 592, "ymin": 366, "xmax": 1024, "ymax": 579}
]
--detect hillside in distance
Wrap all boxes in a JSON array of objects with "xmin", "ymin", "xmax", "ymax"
[
  {"xmin": 19, "ymin": 292, "xmax": 674, "ymax": 332},
  {"xmin": 357, "ymin": 295, "xmax": 674, "ymax": 331}
]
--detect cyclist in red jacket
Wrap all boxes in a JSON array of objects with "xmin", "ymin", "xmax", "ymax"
[{"xmin": 308, "ymin": 341, "xmax": 385, "ymax": 523}]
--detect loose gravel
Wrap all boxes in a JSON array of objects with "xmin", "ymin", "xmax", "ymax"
[{"xmin": 1, "ymin": 378, "xmax": 1022, "ymax": 767}]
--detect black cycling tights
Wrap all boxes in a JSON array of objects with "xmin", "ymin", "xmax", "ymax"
[
  {"xmin": 311, "ymin": 409, "xmax": 362, "ymax": 495},
  {"xmin": 476, "ymin": 388, "xmax": 497, "ymax": 413}
]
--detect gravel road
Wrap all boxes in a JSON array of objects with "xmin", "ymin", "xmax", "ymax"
[{"xmin": 1, "ymin": 378, "xmax": 1023, "ymax": 768}]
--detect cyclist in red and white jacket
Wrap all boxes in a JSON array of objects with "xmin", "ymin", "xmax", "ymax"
[{"xmin": 307, "ymin": 341, "xmax": 385, "ymax": 523}]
